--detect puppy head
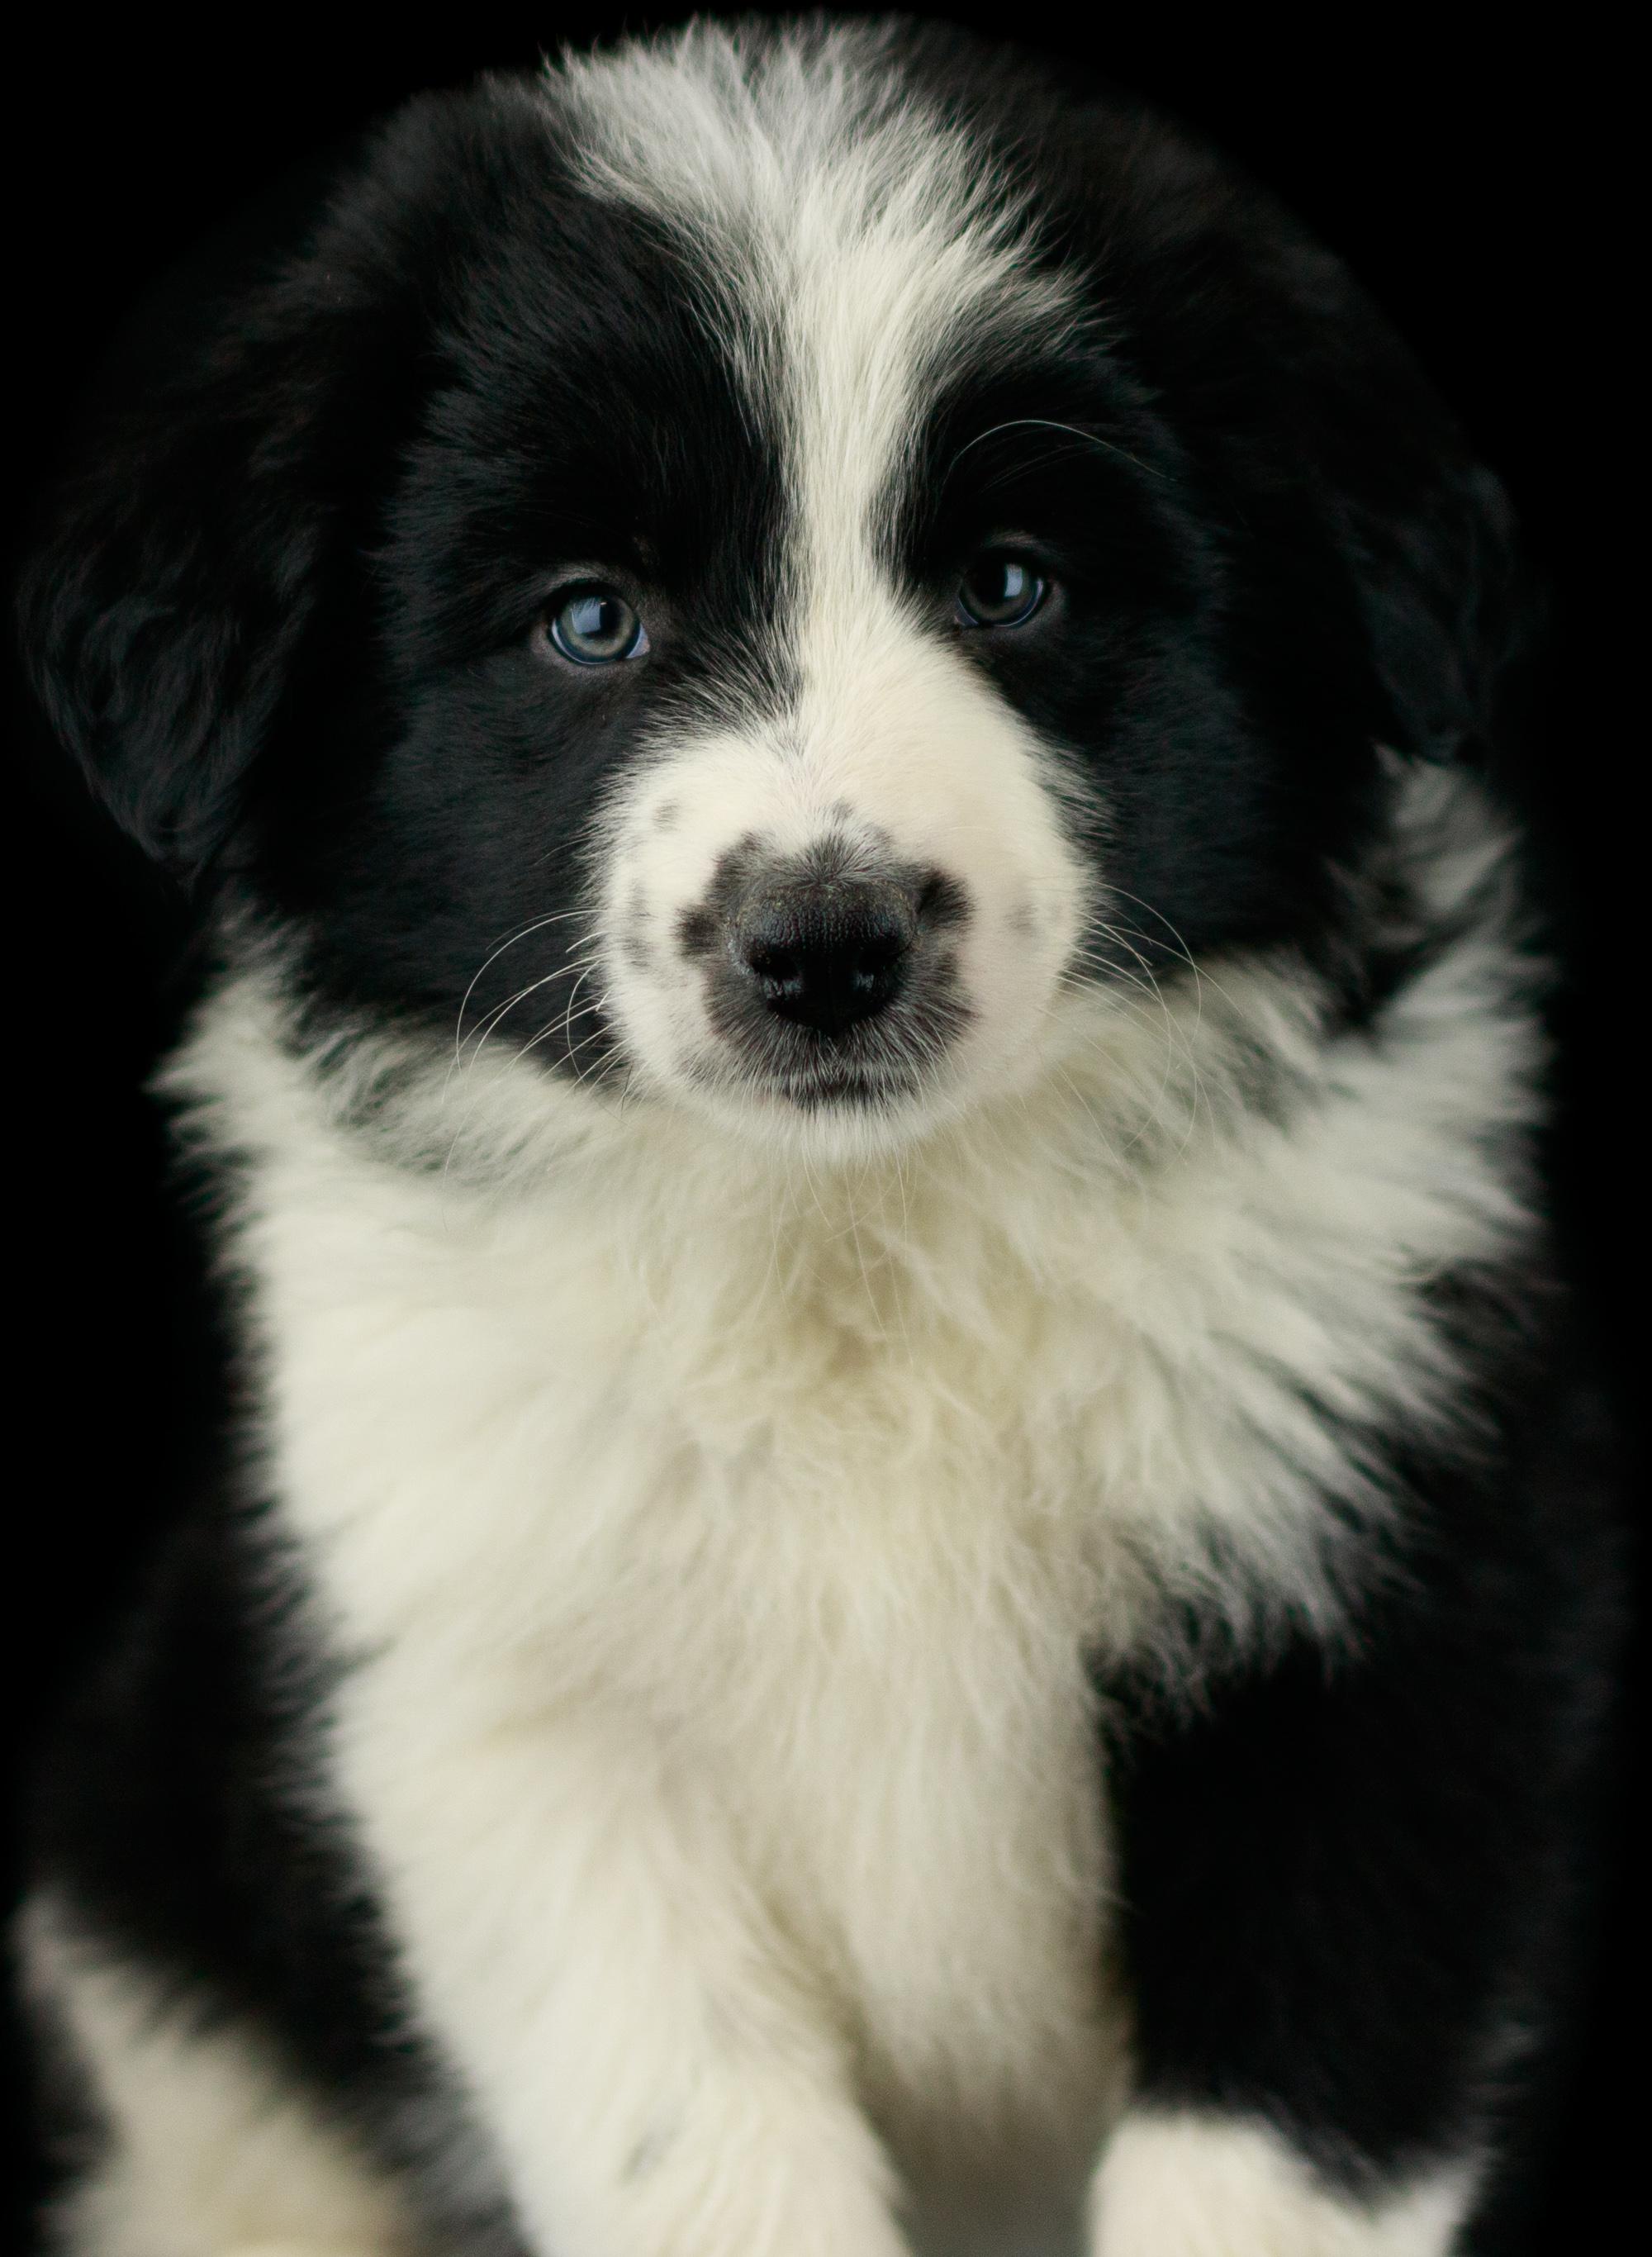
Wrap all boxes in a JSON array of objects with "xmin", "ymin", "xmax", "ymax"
[{"xmin": 22, "ymin": 21, "xmax": 1526, "ymax": 1163}]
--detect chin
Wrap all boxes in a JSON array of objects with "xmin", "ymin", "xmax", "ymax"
[{"xmin": 17, "ymin": 19, "xmax": 1619, "ymax": 2257}]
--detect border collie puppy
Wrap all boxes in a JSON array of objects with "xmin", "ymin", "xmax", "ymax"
[{"xmin": 16, "ymin": 17, "xmax": 1619, "ymax": 2256}]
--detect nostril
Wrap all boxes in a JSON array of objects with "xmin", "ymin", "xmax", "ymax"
[
  {"xmin": 847, "ymin": 929, "xmax": 905, "ymax": 1000},
  {"xmin": 745, "ymin": 938, "xmax": 802, "ymax": 993}
]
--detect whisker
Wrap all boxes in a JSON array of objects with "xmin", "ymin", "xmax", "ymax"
[
  {"xmin": 450, "ymin": 938, "xmax": 603, "ymax": 1081},
  {"xmin": 453, "ymin": 909, "xmax": 593, "ymax": 1061},
  {"xmin": 943, "ymin": 416, "xmax": 1168, "ymax": 486}
]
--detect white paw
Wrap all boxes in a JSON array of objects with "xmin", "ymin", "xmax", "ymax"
[
  {"xmin": 1089, "ymin": 2112, "xmax": 1474, "ymax": 2257},
  {"xmin": 222, "ymin": 2244, "xmax": 403, "ymax": 2257}
]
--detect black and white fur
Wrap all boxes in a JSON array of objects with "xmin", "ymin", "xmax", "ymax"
[{"xmin": 16, "ymin": 17, "xmax": 1619, "ymax": 2255}]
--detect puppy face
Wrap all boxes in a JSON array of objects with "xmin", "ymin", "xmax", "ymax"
[
  {"xmin": 317, "ymin": 50, "xmax": 1202, "ymax": 1155},
  {"xmin": 31, "ymin": 23, "xmax": 1507, "ymax": 1162}
]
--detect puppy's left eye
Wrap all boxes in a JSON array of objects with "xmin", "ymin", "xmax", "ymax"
[
  {"xmin": 954, "ymin": 554, "xmax": 1047, "ymax": 629},
  {"xmin": 541, "ymin": 585, "xmax": 650, "ymax": 665}
]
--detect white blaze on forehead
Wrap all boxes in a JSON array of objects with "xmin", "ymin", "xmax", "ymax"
[
  {"xmin": 558, "ymin": 19, "xmax": 1078, "ymax": 615},
  {"xmin": 558, "ymin": 23, "xmax": 1093, "ymax": 1138}
]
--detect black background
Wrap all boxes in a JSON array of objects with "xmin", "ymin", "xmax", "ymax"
[{"xmin": 4, "ymin": 8, "xmax": 1637, "ymax": 2249}]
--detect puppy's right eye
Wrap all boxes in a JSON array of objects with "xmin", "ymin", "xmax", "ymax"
[
  {"xmin": 954, "ymin": 553, "xmax": 1047, "ymax": 630},
  {"xmin": 535, "ymin": 585, "xmax": 650, "ymax": 666}
]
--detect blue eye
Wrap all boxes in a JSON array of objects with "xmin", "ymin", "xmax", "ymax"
[
  {"xmin": 955, "ymin": 554, "xmax": 1047, "ymax": 629},
  {"xmin": 543, "ymin": 585, "xmax": 650, "ymax": 665}
]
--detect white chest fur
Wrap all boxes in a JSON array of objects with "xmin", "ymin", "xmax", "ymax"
[
  {"xmin": 233, "ymin": 1056, "xmax": 1137, "ymax": 2157},
  {"xmin": 171, "ymin": 872, "xmax": 1536, "ymax": 2241}
]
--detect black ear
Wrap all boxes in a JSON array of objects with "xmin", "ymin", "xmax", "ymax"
[
  {"xmin": 18, "ymin": 286, "xmax": 308, "ymax": 876},
  {"xmin": 1284, "ymin": 240, "xmax": 1544, "ymax": 769},
  {"xmin": 1334, "ymin": 448, "xmax": 1543, "ymax": 770},
  {"xmin": 15, "ymin": 113, "xmax": 438, "ymax": 881},
  {"xmin": 1266, "ymin": 282, "xmax": 1544, "ymax": 775},
  {"xmin": 1088, "ymin": 114, "xmax": 1543, "ymax": 772}
]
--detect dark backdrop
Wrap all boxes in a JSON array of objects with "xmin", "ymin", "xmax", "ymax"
[{"xmin": 5, "ymin": 10, "xmax": 1636, "ymax": 2250}]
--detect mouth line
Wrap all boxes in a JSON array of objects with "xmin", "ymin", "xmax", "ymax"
[
  {"xmin": 685, "ymin": 1050, "xmax": 925, "ymax": 1111},
  {"xmin": 754, "ymin": 1057, "xmax": 928, "ymax": 1109},
  {"xmin": 770, "ymin": 1069, "xmax": 917, "ymax": 1109}
]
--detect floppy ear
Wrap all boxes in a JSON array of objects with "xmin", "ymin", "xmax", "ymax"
[
  {"xmin": 1335, "ymin": 448, "xmax": 1542, "ymax": 770},
  {"xmin": 1253, "ymin": 277, "xmax": 1543, "ymax": 774},
  {"xmin": 1274, "ymin": 230, "xmax": 1543, "ymax": 770},
  {"xmin": 1088, "ymin": 114, "xmax": 1542, "ymax": 772},
  {"xmin": 19, "ymin": 289, "xmax": 343, "ymax": 879},
  {"xmin": 15, "ymin": 102, "xmax": 449, "ymax": 883}
]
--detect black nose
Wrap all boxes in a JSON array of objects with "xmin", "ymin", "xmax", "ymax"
[{"xmin": 736, "ymin": 881, "xmax": 917, "ymax": 1037}]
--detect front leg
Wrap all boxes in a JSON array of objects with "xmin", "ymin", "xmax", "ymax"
[
  {"xmin": 1091, "ymin": 2115, "xmax": 1470, "ymax": 2255},
  {"xmin": 335, "ymin": 1665, "xmax": 910, "ymax": 2257},
  {"xmin": 1086, "ymin": 1458, "xmax": 1595, "ymax": 2257}
]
